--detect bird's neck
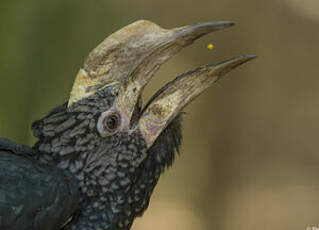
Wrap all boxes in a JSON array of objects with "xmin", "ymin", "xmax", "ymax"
[{"xmin": 61, "ymin": 153, "xmax": 162, "ymax": 230}]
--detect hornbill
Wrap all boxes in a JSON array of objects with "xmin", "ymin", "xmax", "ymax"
[{"xmin": 0, "ymin": 20, "xmax": 255, "ymax": 230}]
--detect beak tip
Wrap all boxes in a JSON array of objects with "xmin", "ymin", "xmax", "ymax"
[
  {"xmin": 230, "ymin": 54, "xmax": 257, "ymax": 65},
  {"xmin": 222, "ymin": 21, "xmax": 235, "ymax": 27},
  {"xmin": 245, "ymin": 54, "xmax": 257, "ymax": 60},
  {"xmin": 235, "ymin": 55, "xmax": 257, "ymax": 66},
  {"xmin": 212, "ymin": 54, "xmax": 256, "ymax": 77},
  {"xmin": 238, "ymin": 54, "xmax": 257, "ymax": 66},
  {"xmin": 202, "ymin": 20, "xmax": 236, "ymax": 31},
  {"xmin": 178, "ymin": 21, "xmax": 236, "ymax": 38},
  {"xmin": 209, "ymin": 21, "xmax": 235, "ymax": 30}
]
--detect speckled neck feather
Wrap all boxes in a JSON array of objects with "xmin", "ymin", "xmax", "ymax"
[{"xmin": 32, "ymin": 86, "xmax": 183, "ymax": 230}]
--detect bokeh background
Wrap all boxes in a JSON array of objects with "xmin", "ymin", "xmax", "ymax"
[{"xmin": 1, "ymin": 0, "xmax": 319, "ymax": 229}]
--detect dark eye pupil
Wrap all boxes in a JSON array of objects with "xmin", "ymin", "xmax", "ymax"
[{"xmin": 105, "ymin": 115, "xmax": 118, "ymax": 131}]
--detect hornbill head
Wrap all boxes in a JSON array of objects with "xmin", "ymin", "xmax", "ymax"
[{"xmin": 32, "ymin": 20, "xmax": 255, "ymax": 229}]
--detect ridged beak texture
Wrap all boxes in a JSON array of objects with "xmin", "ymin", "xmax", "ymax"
[{"xmin": 68, "ymin": 20, "xmax": 255, "ymax": 147}]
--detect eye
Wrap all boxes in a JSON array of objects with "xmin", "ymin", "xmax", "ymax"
[
  {"xmin": 97, "ymin": 111, "xmax": 122, "ymax": 136},
  {"xmin": 103, "ymin": 114, "xmax": 120, "ymax": 132}
]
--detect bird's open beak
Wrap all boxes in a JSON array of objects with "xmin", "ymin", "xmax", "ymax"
[
  {"xmin": 137, "ymin": 55, "xmax": 255, "ymax": 146},
  {"xmin": 67, "ymin": 20, "xmax": 255, "ymax": 147}
]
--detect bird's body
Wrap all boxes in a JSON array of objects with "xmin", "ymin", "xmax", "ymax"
[
  {"xmin": 0, "ymin": 20, "xmax": 255, "ymax": 229},
  {"xmin": 0, "ymin": 139, "xmax": 79, "ymax": 230}
]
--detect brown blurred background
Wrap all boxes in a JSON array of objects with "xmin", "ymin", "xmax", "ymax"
[{"xmin": 1, "ymin": 0, "xmax": 319, "ymax": 229}]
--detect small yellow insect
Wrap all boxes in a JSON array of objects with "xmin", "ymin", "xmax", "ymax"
[{"xmin": 207, "ymin": 44, "xmax": 214, "ymax": 50}]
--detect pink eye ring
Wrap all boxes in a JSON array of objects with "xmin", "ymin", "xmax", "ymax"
[{"xmin": 97, "ymin": 110, "xmax": 122, "ymax": 136}]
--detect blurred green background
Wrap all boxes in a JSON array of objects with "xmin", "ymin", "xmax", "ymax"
[{"xmin": 1, "ymin": 0, "xmax": 319, "ymax": 229}]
